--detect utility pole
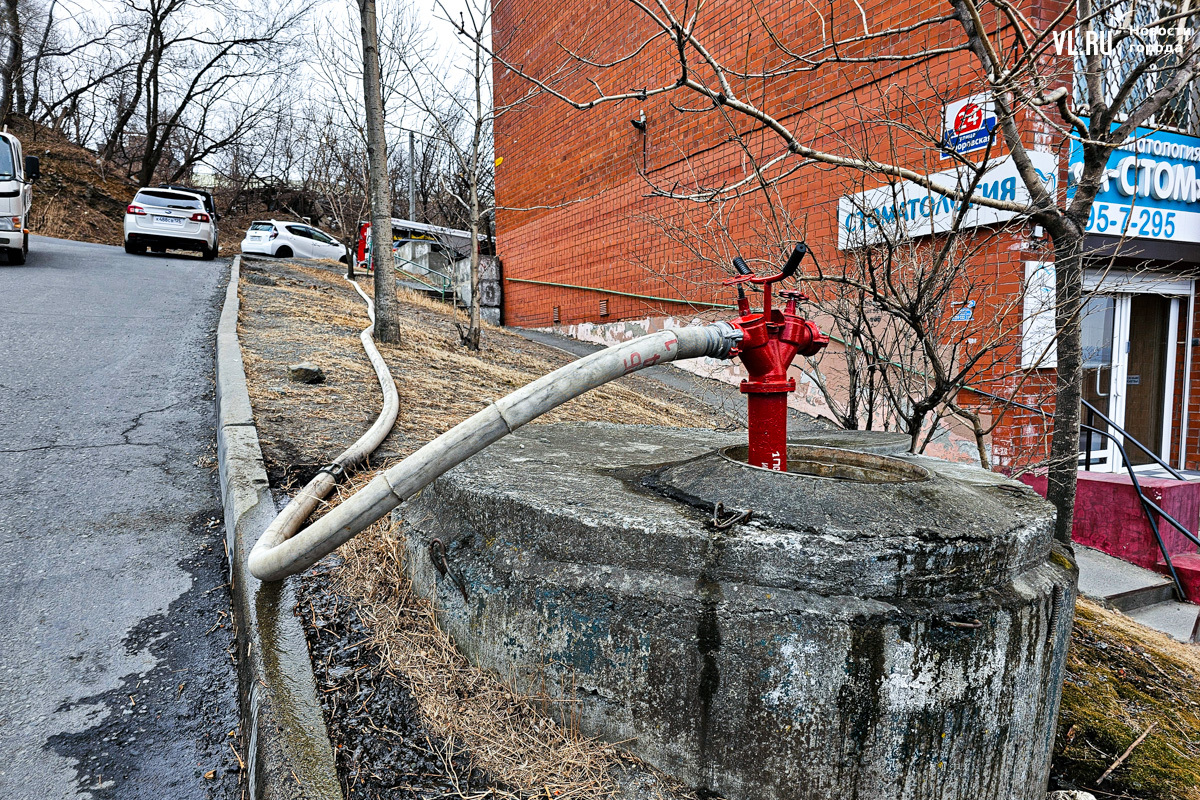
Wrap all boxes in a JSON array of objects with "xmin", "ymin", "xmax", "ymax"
[
  {"xmin": 359, "ymin": 0, "xmax": 401, "ymax": 342},
  {"xmin": 408, "ymin": 130, "xmax": 416, "ymax": 222}
]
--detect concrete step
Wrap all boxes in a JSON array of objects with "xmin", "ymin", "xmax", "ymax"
[
  {"xmin": 1075, "ymin": 545, "xmax": 1176, "ymax": 611},
  {"xmin": 1159, "ymin": 552, "xmax": 1200, "ymax": 605},
  {"xmin": 1126, "ymin": 601, "xmax": 1200, "ymax": 643},
  {"xmin": 1076, "ymin": 545, "xmax": 1200, "ymax": 643}
]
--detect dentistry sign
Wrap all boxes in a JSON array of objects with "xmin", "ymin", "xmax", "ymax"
[
  {"xmin": 1068, "ymin": 120, "xmax": 1200, "ymax": 244},
  {"xmin": 837, "ymin": 151, "xmax": 1058, "ymax": 249}
]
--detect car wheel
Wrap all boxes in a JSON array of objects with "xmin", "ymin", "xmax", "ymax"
[
  {"xmin": 339, "ymin": 254, "xmax": 349, "ymax": 265},
  {"xmin": 201, "ymin": 244, "xmax": 216, "ymax": 261},
  {"xmin": 124, "ymin": 239, "xmax": 139, "ymax": 255},
  {"xmin": 275, "ymin": 245, "xmax": 292, "ymax": 258},
  {"xmin": 7, "ymin": 246, "xmax": 25, "ymax": 265}
]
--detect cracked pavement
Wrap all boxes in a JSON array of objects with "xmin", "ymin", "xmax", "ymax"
[{"xmin": 0, "ymin": 236, "xmax": 240, "ymax": 798}]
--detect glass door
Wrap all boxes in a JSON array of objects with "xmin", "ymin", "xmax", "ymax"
[
  {"xmin": 1123, "ymin": 294, "xmax": 1174, "ymax": 466},
  {"xmin": 1080, "ymin": 295, "xmax": 1116, "ymax": 469},
  {"xmin": 1080, "ymin": 291, "xmax": 1183, "ymax": 471}
]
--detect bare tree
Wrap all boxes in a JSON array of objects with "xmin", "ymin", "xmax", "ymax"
[
  {"xmin": 0, "ymin": 0, "xmax": 23, "ymax": 118},
  {"xmin": 639, "ymin": 156, "xmax": 1048, "ymax": 470},
  {"xmin": 400, "ymin": 0, "xmax": 532, "ymax": 349},
  {"xmin": 493, "ymin": 0, "xmax": 1200, "ymax": 543},
  {"xmin": 306, "ymin": 110, "xmax": 372, "ymax": 275},
  {"xmin": 359, "ymin": 0, "xmax": 401, "ymax": 343}
]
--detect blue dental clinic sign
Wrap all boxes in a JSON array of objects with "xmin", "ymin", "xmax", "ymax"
[{"xmin": 1068, "ymin": 121, "xmax": 1200, "ymax": 245}]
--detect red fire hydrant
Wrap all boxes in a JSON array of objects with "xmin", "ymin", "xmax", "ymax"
[{"xmin": 721, "ymin": 244, "xmax": 828, "ymax": 471}]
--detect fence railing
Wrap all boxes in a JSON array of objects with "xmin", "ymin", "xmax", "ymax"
[{"xmin": 964, "ymin": 387, "xmax": 1200, "ymax": 602}]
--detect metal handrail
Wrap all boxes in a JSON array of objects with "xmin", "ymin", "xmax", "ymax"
[
  {"xmin": 1081, "ymin": 421, "xmax": 1197, "ymax": 601},
  {"xmin": 1080, "ymin": 398, "xmax": 1186, "ymax": 480},
  {"xmin": 963, "ymin": 386, "xmax": 1185, "ymax": 478},
  {"xmin": 393, "ymin": 261, "xmax": 457, "ymax": 304},
  {"xmin": 399, "ymin": 268, "xmax": 451, "ymax": 297},
  {"xmin": 962, "ymin": 385, "xmax": 1196, "ymax": 602},
  {"xmin": 365, "ymin": 246, "xmax": 458, "ymax": 303}
]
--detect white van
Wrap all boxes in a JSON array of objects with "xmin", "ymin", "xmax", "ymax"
[{"xmin": 0, "ymin": 130, "xmax": 39, "ymax": 265}]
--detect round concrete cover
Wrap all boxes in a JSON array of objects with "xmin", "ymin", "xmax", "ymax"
[{"xmin": 401, "ymin": 422, "xmax": 1074, "ymax": 800}]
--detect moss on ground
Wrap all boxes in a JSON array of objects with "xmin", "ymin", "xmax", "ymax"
[{"xmin": 1053, "ymin": 598, "xmax": 1200, "ymax": 799}]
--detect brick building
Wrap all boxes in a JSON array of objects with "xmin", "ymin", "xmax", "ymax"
[{"xmin": 491, "ymin": 0, "xmax": 1200, "ymax": 473}]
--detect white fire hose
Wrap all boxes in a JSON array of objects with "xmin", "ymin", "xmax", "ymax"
[{"xmin": 248, "ymin": 312, "xmax": 741, "ymax": 582}]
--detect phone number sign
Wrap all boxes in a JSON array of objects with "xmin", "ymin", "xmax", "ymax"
[{"xmin": 1069, "ymin": 120, "xmax": 1200, "ymax": 244}]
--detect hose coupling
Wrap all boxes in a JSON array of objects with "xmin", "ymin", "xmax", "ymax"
[{"xmin": 707, "ymin": 321, "xmax": 744, "ymax": 360}]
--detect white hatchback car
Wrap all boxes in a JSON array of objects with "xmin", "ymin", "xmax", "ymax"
[
  {"xmin": 123, "ymin": 186, "xmax": 219, "ymax": 259},
  {"xmin": 240, "ymin": 220, "xmax": 348, "ymax": 262}
]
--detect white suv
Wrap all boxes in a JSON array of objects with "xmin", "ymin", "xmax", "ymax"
[
  {"xmin": 123, "ymin": 186, "xmax": 219, "ymax": 259},
  {"xmin": 239, "ymin": 220, "xmax": 348, "ymax": 262}
]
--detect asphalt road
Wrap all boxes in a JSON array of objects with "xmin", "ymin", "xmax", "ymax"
[{"xmin": 0, "ymin": 236, "xmax": 240, "ymax": 798}]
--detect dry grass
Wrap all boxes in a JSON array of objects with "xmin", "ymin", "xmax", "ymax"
[
  {"xmin": 239, "ymin": 258, "xmax": 722, "ymax": 488},
  {"xmin": 238, "ymin": 260, "xmax": 379, "ymax": 486},
  {"xmin": 238, "ymin": 258, "xmax": 714, "ymax": 798}
]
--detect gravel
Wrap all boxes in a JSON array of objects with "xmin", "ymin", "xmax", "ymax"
[{"xmin": 296, "ymin": 565, "xmax": 514, "ymax": 799}]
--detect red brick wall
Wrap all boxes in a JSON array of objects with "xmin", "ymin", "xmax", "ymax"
[
  {"xmin": 1182, "ymin": 297, "xmax": 1200, "ymax": 469},
  {"xmin": 492, "ymin": 0, "xmax": 1085, "ymax": 468}
]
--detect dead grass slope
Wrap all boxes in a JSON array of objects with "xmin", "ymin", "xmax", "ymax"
[
  {"xmin": 1053, "ymin": 598, "xmax": 1200, "ymax": 799},
  {"xmin": 6, "ymin": 115, "xmax": 136, "ymax": 246},
  {"xmin": 238, "ymin": 257, "xmax": 723, "ymax": 488}
]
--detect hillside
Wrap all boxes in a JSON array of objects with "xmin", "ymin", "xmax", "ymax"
[
  {"xmin": 5, "ymin": 115, "xmax": 327, "ymax": 255},
  {"xmin": 5, "ymin": 115, "xmax": 137, "ymax": 247}
]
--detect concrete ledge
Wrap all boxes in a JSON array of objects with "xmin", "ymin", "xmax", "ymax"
[
  {"xmin": 215, "ymin": 256, "xmax": 343, "ymax": 800},
  {"xmin": 1021, "ymin": 471, "xmax": 1200, "ymax": 570}
]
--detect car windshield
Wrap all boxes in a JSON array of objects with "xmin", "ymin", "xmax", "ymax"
[
  {"xmin": 249, "ymin": 222, "xmax": 274, "ymax": 231},
  {"xmin": 136, "ymin": 190, "xmax": 203, "ymax": 210},
  {"xmin": 0, "ymin": 139, "xmax": 14, "ymax": 180}
]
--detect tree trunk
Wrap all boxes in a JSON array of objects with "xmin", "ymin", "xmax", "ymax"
[
  {"xmin": 25, "ymin": 0, "xmax": 56, "ymax": 118},
  {"xmin": 1, "ymin": 0, "xmax": 21, "ymax": 120},
  {"xmin": 1045, "ymin": 232, "xmax": 1085, "ymax": 546},
  {"xmin": 463, "ymin": 33, "xmax": 483, "ymax": 351},
  {"xmin": 359, "ymin": 0, "xmax": 401, "ymax": 343},
  {"xmin": 466, "ymin": 191, "xmax": 481, "ymax": 351}
]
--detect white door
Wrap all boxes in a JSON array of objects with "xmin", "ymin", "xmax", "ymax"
[
  {"xmin": 1080, "ymin": 278, "xmax": 1191, "ymax": 473},
  {"xmin": 309, "ymin": 228, "xmax": 343, "ymax": 259},
  {"xmin": 1080, "ymin": 295, "xmax": 1119, "ymax": 470}
]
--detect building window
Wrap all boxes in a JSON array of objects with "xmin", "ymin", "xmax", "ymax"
[
  {"xmin": 1072, "ymin": 0, "xmax": 1199, "ymax": 134},
  {"xmin": 599, "ymin": 298, "xmax": 609, "ymax": 317}
]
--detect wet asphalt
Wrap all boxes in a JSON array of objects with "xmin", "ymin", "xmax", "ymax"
[{"xmin": 0, "ymin": 236, "xmax": 240, "ymax": 798}]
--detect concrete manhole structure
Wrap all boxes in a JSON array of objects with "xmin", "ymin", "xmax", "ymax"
[{"xmin": 399, "ymin": 422, "xmax": 1077, "ymax": 800}]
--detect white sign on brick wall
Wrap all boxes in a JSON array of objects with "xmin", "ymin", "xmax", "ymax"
[
  {"xmin": 941, "ymin": 94, "xmax": 998, "ymax": 159},
  {"xmin": 837, "ymin": 152, "xmax": 1058, "ymax": 249},
  {"xmin": 1021, "ymin": 261, "xmax": 1057, "ymax": 369}
]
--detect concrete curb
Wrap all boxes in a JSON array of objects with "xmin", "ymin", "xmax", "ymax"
[{"xmin": 215, "ymin": 255, "xmax": 343, "ymax": 800}]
